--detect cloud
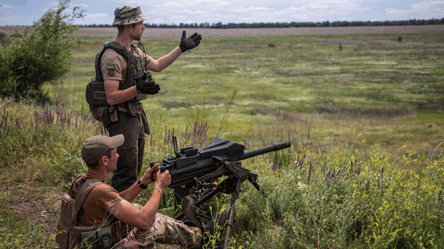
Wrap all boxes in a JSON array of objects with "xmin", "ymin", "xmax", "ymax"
[
  {"xmin": 185, "ymin": 0, "xmax": 231, "ymax": 5},
  {"xmin": 385, "ymin": 0, "xmax": 444, "ymax": 19},
  {"xmin": 75, "ymin": 12, "xmax": 110, "ymax": 24},
  {"xmin": 60, "ymin": 0, "xmax": 444, "ymax": 25},
  {"xmin": 162, "ymin": 2, "xmax": 184, "ymax": 8},
  {"xmin": 187, "ymin": 0, "xmax": 221, "ymax": 3},
  {"xmin": 230, "ymin": 6, "xmax": 274, "ymax": 13}
]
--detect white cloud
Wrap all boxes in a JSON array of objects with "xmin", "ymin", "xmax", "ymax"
[
  {"xmin": 216, "ymin": 2, "xmax": 230, "ymax": 6},
  {"xmin": 230, "ymin": 6, "xmax": 274, "ymax": 13},
  {"xmin": 187, "ymin": 0, "xmax": 221, "ymax": 4},
  {"xmin": 183, "ymin": 9, "xmax": 210, "ymax": 15},
  {"xmin": 162, "ymin": 2, "xmax": 185, "ymax": 8},
  {"xmin": 385, "ymin": 0, "xmax": 444, "ymax": 19}
]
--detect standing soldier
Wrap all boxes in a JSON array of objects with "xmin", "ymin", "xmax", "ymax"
[{"xmin": 97, "ymin": 6, "xmax": 202, "ymax": 192}]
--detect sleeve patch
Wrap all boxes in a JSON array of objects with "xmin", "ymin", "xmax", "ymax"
[{"xmin": 107, "ymin": 63, "xmax": 115, "ymax": 70}]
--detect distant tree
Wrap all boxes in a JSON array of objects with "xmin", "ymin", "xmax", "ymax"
[{"xmin": 0, "ymin": 0, "xmax": 84, "ymax": 102}]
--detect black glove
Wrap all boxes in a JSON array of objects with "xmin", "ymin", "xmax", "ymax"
[
  {"xmin": 136, "ymin": 80, "xmax": 160, "ymax": 95},
  {"xmin": 179, "ymin": 30, "xmax": 202, "ymax": 52}
]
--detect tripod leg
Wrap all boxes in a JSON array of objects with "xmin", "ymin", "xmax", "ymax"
[
  {"xmin": 248, "ymin": 173, "xmax": 267, "ymax": 198},
  {"xmin": 174, "ymin": 186, "xmax": 222, "ymax": 220},
  {"xmin": 223, "ymin": 178, "xmax": 241, "ymax": 249}
]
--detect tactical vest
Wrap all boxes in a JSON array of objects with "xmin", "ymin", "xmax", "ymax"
[
  {"xmin": 55, "ymin": 175, "xmax": 131, "ymax": 249},
  {"xmin": 86, "ymin": 41, "xmax": 147, "ymax": 122}
]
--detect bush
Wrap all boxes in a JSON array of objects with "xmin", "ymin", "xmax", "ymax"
[{"xmin": 0, "ymin": 0, "xmax": 84, "ymax": 101}]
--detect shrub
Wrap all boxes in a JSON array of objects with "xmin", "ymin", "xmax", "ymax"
[{"xmin": 0, "ymin": 0, "xmax": 84, "ymax": 101}]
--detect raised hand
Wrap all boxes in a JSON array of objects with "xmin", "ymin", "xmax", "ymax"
[{"xmin": 179, "ymin": 30, "xmax": 202, "ymax": 52}]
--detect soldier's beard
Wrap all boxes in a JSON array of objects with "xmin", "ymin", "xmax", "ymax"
[
  {"xmin": 136, "ymin": 33, "xmax": 144, "ymax": 41},
  {"xmin": 130, "ymin": 31, "xmax": 143, "ymax": 41}
]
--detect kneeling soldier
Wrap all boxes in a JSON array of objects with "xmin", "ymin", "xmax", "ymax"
[{"xmin": 56, "ymin": 135, "xmax": 209, "ymax": 248}]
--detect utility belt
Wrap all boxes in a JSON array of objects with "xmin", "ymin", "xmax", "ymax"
[
  {"xmin": 58, "ymin": 220, "xmax": 132, "ymax": 249},
  {"xmin": 90, "ymin": 101, "xmax": 150, "ymax": 134}
]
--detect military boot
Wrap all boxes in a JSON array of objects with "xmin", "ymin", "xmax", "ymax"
[{"xmin": 182, "ymin": 196, "xmax": 203, "ymax": 230}]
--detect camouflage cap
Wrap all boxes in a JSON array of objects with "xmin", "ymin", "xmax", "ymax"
[
  {"xmin": 112, "ymin": 6, "xmax": 147, "ymax": 26},
  {"xmin": 81, "ymin": 135, "xmax": 124, "ymax": 164}
]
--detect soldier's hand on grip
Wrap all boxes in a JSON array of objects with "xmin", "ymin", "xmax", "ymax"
[
  {"xmin": 179, "ymin": 30, "xmax": 202, "ymax": 52},
  {"xmin": 142, "ymin": 165, "xmax": 158, "ymax": 184},
  {"xmin": 156, "ymin": 169, "xmax": 172, "ymax": 191},
  {"xmin": 136, "ymin": 80, "xmax": 160, "ymax": 95}
]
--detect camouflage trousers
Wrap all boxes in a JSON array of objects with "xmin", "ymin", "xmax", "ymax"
[{"xmin": 112, "ymin": 213, "xmax": 202, "ymax": 249}]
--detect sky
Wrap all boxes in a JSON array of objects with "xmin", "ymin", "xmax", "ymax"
[{"xmin": 0, "ymin": 0, "xmax": 443, "ymax": 26}]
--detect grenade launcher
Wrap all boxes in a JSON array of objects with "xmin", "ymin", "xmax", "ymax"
[{"xmin": 150, "ymin": 137, "xmax": 291, "ymax": 248}]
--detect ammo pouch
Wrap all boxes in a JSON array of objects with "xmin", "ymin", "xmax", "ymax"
[
  {"xmin": 89, "ymin": 105, "xmax": 108, "ymax": 123},
  {"xmin": 127, "ymin": 101, "xmax": 143, "ymax": 116},
  {"xmin": 56, "ymin": 220, "xmax": 128, "ymax": 249},
  {"xmin": 80, "ymin": 226, "xmax": 113, "ymax": 249},
  {"xmin": 123, "ymin": 102, "xmax": 150, "ymax": 135},
  {"xmin": 86, "ymin": 81, "xmax": 108, "ymax": 106},
  {"xmin": 86, "ymin": 80, "xmax": 110, "ymax": 122}
]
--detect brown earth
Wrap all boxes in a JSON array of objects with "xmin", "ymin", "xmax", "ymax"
[
  {"xmin": 1, "ymin": 25, "xmax": 443, "ymax": 38},
  {"xmin": 1, "ymin": 177, "xmax": 62, "ymax": 239}
]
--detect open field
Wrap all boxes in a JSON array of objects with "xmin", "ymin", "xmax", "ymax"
[
  {"xmin": 1, "ymin": 26, "xmax": 444, "ymax": 248},
  {"xmin": 53, "ymin": 27, "xmax": 444, "ymax": 159},
  {"xmin": 1, "ymin": 25, "xmax": 443, "ymax": 37}
]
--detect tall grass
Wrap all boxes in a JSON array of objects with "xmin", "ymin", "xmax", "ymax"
[
  {"xmin": 1, "ymin": 96, "xmax": 444, "ymax": 248},
  {"xmin": 224, "ymin": 147, "xmax": 444, "ymax": 248}
]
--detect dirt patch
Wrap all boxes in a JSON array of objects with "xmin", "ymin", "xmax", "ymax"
[
  {"xmin": 1, "ymin": 25, "xmax": 443, "ymax": 38},
  {"xmin": 1, "ymin": 178, "xmax": 61, "ymax": 236}
]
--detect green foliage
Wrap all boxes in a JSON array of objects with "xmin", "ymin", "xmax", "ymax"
[
  {"xmin": 0, "ymin": 0, "xmax": 83, "ymax": 101},
  {"xmin": 0, "ymin": 98, "xmax": 100, "ymax": 183},
  {"xmin": 0, "ymin": 208, "xmax": 55, "ymax": 248},
  {"xmin": 398, "ymin": 35, "xmax": 403, "ymax": 42},
  {"xmin": 226, "ymin": 149, "xmax": 444, "ymax": 248}
]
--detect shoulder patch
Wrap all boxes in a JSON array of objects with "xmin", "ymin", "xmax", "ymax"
[{"xmin": 107, "ymin": 63, "xmax": 115, "ymax": 70}]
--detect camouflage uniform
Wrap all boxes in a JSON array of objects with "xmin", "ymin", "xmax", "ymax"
[{"xmin": 112, "ymin": 204, "xmax": 202, "ymax": 249}]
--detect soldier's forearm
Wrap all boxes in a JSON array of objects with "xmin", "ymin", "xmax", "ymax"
[
  {"xmin": 105, "ymin": 80, "xmax": 139, "ymax": 106},
  {"xmin": 119, "ymin": 179, "xmax": 144, "ymax": 202},
  {"xmin": 147, "ymin": 46, "xmax": 182, "ymax": 72},
  {"xmin": 138, "ymin": 189, "xmax": 162, "ymax": 229}
]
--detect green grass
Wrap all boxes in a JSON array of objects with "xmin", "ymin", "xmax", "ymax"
[
  {"xmin": 53, "ymin": 32, "xmax": 444, "ymax": 158},
  {"xmin": 1, "ymin": 30, "xmax": 444, "ymax": 248}
]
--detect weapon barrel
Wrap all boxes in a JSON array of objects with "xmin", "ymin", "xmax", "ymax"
[{"xmin": 236, "ymin": 141, "xmax": 291, "ymax": 161}]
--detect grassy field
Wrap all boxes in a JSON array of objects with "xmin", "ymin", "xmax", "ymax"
[
  {"xmin": 59, "ymin": 28, "xmax": 444, "ymax": 159},
  {"xmin": 1, "ymin": 27, "xmax": 444, "ymax": 248}
]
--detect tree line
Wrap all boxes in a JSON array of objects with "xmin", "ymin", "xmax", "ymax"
[{"xmin": 75, "ymin": 18, "xmax": 444, "ymax": 29}]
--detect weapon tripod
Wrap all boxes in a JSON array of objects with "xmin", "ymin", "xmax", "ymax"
[{"xmin": 174, "ymin": 157, "xmax": 267, "ymax": 249}]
